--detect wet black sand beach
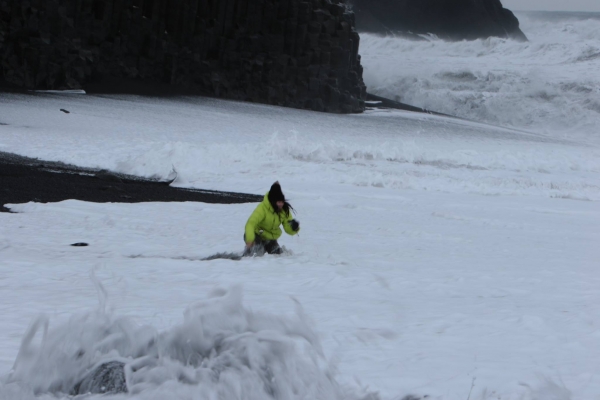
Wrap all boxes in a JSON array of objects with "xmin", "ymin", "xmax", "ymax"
[{"xmin": 0, "ymin": 151, "xmax": 261, "ymax": 212}]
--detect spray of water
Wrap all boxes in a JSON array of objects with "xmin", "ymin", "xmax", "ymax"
[
  {"xmin": 1, "ymin": 277, "xmax": 377, "ymax": 400},
  {"xmin": 359, "ymin": 13, "xmax": 600, "ymax": 143}
]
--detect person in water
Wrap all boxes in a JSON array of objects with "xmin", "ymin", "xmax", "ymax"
[{"xmin": 244, "ymin": 182, "xmax": 300, "ymax": 255}]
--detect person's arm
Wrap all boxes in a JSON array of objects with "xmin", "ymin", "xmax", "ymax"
[
  {"xmin": 245, "ymin": 205, "xmax": 265, "ymax": 246},
  {"xmin": 283, "ymin": 213, "xmax": 300, "ymax": 236}
]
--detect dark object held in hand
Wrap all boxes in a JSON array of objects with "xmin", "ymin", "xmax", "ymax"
[{"xmin": 290, "ymin": 219, "xmax": 300, "ymax": 232}]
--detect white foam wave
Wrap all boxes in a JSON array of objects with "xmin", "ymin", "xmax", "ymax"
[
  {"xmin": 112, "ymin": 135, "xmax": 600, "ymax": 200},
  {"xmin": 0, "ymin": 280, "xmax": 579, "ymax": 400},
  {"xmin": 1, "ymin": 283, "xmax": 374, "ymax": 400},
  {"xmin": 359, "ymin": 13, "xmax": 600, "ymax": 144}
]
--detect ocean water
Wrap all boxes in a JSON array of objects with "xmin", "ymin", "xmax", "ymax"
[{"xmin": 359, "ymin": 12, "xmax": 600, "ymax": 144}]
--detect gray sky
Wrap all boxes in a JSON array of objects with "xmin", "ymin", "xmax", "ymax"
[{"xmin": 501, "ymin": 0, "xmax": 600, "ymax": 12}]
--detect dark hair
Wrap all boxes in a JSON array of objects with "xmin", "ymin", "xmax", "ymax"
[
  {"xmin": 268, "ymin": 182, "xmax": 295, "ymax": 216},
  {"xmin": 281, "ymin": 201, "xmax": 295, "ymax": 216}
]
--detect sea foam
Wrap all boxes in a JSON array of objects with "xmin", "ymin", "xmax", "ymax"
[
  {"xmin": 1, "ymin": 282, "xmax": 375, "ymax": 400},
  {"xmin": 360, "ymin": 12, "xmax": 600, "ymax": 144}
]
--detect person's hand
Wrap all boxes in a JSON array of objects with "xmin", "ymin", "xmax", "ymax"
[
  {"xmin": 290, "ymin": 219, "xmax": 300, "ymax": 232},
  {"xmin": 243, "ymin": 242, "xmax": 254, "ymax": 257}
]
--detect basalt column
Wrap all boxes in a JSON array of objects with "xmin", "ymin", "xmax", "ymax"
[{"xmin": 0, "ymin": 0, "xmax": 366, "ymax": 113}]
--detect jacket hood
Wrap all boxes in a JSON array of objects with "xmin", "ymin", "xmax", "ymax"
[{"xmin": 263, "ymin": 193, "xmax": 275, "ymax": 212}]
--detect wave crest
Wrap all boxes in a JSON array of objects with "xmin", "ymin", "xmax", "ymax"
[
  {"xmin": 359, "ymin": 14, "xmax": 600, "ymax": 143},
  {"xmin": 3, "ymin": 284, "xmax": 375, "ymax": 400}
]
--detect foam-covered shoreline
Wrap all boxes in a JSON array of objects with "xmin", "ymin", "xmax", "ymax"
[{"xmin": 1, "ymin": 92, "xmax": 598, "ymax": 201}]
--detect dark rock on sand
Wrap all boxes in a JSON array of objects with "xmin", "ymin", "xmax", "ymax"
[{"xmin": 71, "ymin": 361, "xmax": 127, "ymax": 396}]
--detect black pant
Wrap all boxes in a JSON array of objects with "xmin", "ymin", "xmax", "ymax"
[{"xmin": 244, "ymin": 234, "xmax": 282, "ymax": 255}]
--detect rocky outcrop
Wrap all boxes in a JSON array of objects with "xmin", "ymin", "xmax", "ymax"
[
  {"xmin": 71, "ymin": 361, "xmax": 127, "ymax": 396},
  {"xmin": 352, "ymin": 0, "xmax": 527, "ymax": 41},
  {"xmin": 0, "ymin": 0, "xmax": 366, "ymax": 113}
]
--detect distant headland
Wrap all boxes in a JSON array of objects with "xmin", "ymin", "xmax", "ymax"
[{"xmin": 352, "ymin": 0, "xmax": 528, "ymax": 41}]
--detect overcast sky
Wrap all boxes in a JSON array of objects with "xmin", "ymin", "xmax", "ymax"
[{"xmin": 501, "ymin": 0, "xmax": 600, "ymax": 12}]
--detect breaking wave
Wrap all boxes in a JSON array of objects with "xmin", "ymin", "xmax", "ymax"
[
  {"xmin": 360, "ymin": 12, "xmax": 600, "ymax": 144},
  {"xmin": 0, "ymin": 281, "xmax": 375, "ymax": 400},
  {"xmin": 113, "ymin": 134, "xmax": 600, "ymax": 201}
]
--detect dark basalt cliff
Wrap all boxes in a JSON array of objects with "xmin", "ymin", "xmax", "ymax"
[
  {"xmin": 0, "ymin": 0, "xmax": 366, "ymax": 113},
  {"xmin": 352, "ymin": 0, "xmax": 527, "ymax": 41}
]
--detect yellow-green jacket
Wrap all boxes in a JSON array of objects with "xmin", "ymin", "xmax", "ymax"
[{"xmin": 245, "ymin": 193, "xmax": 299, "ymax": 243}]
